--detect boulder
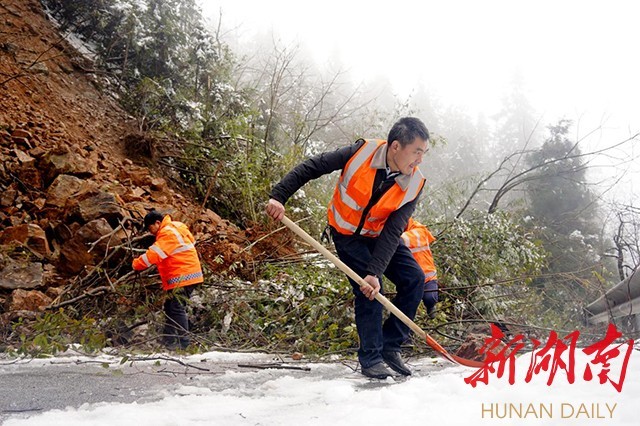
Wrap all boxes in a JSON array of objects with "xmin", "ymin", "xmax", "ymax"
[
  {"xmin": 0, "ymin": 258, "xmax": 44, "ymax": 290},
  {"xmin": 76, "ymin": 217, "xmax": 119, "ymax": 258},
  {"xmin": 11, "ymin": 128, "xmax": 33, "ymax": 140},
  {"xmin": 44, "ymin": 286, "xmax": 64, "ymax": 300},
  {"xmin": 0, "ymin": 187, "xmax": 18, "ymax": 207},
  {"xmin": 5, "ymin": 289, "xmax": 52, "ymax": 312},
  {"xmin": 57, "ymin": 218, "xmax": 122, "ymax": 275},
  {"xmin": 8, "ymin": 150, "xmax": 42, "ymax": 188},
  {"xmin": 42, "ymin": 263, "xmax": 64, "ymax": 289},
  {"xmin": 12, "ymin": 148, "xmax": 34, "ymax": 164},
  {"xmin": 41, "ymin": 148, "xmax": 97, "ymax": 184},
  {"xmin": 0, "ymin": 223, "xmax": 50, "ymax": 258},
  {"xmin": 32, "ymin": 197, "xmax": 46, "ymax": 210},
  {"xmin": 150, "ymin": 177, "xmax": 168, "ymax": 192},
  {"xmin": 203, "ymin": 208, "xmax": 223, "ymax": 226},
  {"xmin": 57, "ymin": 238, "xmax": 93, "ymax": 275},
  {"xmin": 12, "ymin": 137, "xmax": 32, "ymax": 150},
  {"xmin": 118, "ymin": 165, "xmax": 153, "ymax": 187},
  {"xmin": 120, "ymin": 186, "xmax": 147, "ymax": 202},
  {"xmin": 76, "ymin": 191, "xmax": 126, "ymax": 227},
  {"xmin": 29, "ymin": 146, "xmax": 46, "ymax": 158},
  {"xmin": 51, "ymin": 221, "xmax": 74, "ymax": 243},
  {"xmin": 45, "ymin": 174, "xmax": 84, "ymax": 208}
]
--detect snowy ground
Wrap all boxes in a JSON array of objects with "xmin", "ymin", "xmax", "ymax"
[{"xmin": 1, "ymin": 346, "xmax": 639, "ymax": 426}]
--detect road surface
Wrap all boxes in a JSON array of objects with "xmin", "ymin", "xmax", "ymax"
[{"xmin": 0, "ymin": 350, "xmax": 448, "ymax": 423}]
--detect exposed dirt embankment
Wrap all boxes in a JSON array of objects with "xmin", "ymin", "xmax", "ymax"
[{"xmin": 0, "ymin": 0, "xmax": 283, "ymax": 326}]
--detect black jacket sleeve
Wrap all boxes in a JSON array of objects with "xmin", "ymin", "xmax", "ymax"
[
  {"xmin": 269, "ymin": 140, "xmax": 365, "ymax": 205},
  {"xmin": 365, "ymin": 188, "xmax": 422, "ymax": 278}
]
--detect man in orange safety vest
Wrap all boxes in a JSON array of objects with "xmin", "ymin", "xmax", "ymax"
[{"xmin": 266, "ymin": 117, "xmax": 430, "ymax": 379}]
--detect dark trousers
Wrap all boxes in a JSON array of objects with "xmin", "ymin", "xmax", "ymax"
[
  {"xmin": 332, "ymin": 232, "xmax": 424, "ymax": 368},
  {"xmin": 163, "ymin": 285, "xmax": 194, "ymax": 348},
  {"xmin": 423, "ymin": 279, "xmax": 439, "ymax": 312}
]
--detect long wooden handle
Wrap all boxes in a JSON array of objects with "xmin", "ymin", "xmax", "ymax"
[
  {"xmin": 280, "ymin": 215, "xmax": 485, "ymax": 368},
  {"xmin": 281, "ymin": 216, "xmax": 427, "ymax": 338}
]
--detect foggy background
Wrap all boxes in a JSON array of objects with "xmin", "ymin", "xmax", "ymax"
[{"xmin": 200, "ymin": 0, "xmax": 640, "ymax": 205}]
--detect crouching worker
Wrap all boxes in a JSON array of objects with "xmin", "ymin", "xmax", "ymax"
[
  {"xmin": 132, "ymin": 210, "xmax": 203, "ymax": 350},
  {"xmin": 401, "ymin": 218, "xmax": 439, "ymax": 319}
]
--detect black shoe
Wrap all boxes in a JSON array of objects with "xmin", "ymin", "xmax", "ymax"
[
  {"xmin": 361, "ymin": 362, "xmax": 394, "ymax": 379},
  {"xmin": 160, "ymin": 337, "xmax": 179, "ymax": 351},
  {"xmin": 382, "ymin": 350, "xmax": 412, "ymax": 376},
  {"xmin": 161, "ymin": 343, "xmax": 178, "ymax": 352}
]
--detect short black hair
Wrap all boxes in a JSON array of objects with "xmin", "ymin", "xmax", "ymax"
[
  {"xmin": 387, "ymin": 117, "xmax": 429, "ymax": 147},
  {"xmin": 143, "ymin": 210, "xmax": 165, "ymax": 229}
]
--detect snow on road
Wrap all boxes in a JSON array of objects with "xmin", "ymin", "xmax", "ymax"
[{"xmin": 2, "ymin": 347, "xmax": 639, "ymax": 425}]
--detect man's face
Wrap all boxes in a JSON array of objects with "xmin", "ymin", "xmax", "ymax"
[
  {"xmin": 148, "ymin": 221, "xmax": 161, "ymax": 236},
  {"xmin": 388, "ymin": 137, "xmax": 428, "ymax": 175}
]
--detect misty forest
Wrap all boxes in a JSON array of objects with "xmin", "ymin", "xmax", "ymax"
[{"xmin": 1, "ymin": 0, "xmax": 639, "ymax": 359}]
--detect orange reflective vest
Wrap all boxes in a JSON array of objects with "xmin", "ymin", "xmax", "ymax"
[
  {"xmin": 132, "ymin": 215, "xmax": 203, "ymax": 291},
  {"xmin": 401, "ymin": 218, "xmax": 437, "ymax": 281},
  {"xmin": 328, "ymin": 139, "xmax": 425, "ymax": 237}
]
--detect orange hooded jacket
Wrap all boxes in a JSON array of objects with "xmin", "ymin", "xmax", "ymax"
[
  {"xmin": 132, "ymin": 215, "xmax": 203, "ymax": 291},
  {"xmin": 401, "ymin": 218, "xmax": 437, "ymax": 282}
]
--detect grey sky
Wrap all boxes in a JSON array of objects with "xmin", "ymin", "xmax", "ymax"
[
  {"xmin": 201, "ymin": 0, "xmax": 640, "ymax": 199},
  {"xmin": 201, "ymin": 1, "xmax": 639, "ymax": 128}
]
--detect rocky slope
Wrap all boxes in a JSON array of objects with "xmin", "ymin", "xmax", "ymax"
[{"xmin": 0, "ymin": 0, "xmax": 259, "ymax": 328}]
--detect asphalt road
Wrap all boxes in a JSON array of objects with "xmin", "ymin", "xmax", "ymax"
[
  {"xmin": 0, "ymin": 355, "xmax": 215, "ymax": 423},
  {"xmin": 0, "ymin": 352, "xmax": 445, "ymax": 423}
]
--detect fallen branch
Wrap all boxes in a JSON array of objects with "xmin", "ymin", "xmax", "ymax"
[
  {"xmin": 127, "ymin": 355, "xmax": 210, "ymax": 372},
  {"xmin": 237, "ymin": 363, "xmax": 311, "ymax": 371},
  {"xmin": 88, "ymin": 217, "xmax": 131, "ymax": 253},
  {"xmin": 48, "ymin": 270, "xmax": 137, "ymax": 309}
]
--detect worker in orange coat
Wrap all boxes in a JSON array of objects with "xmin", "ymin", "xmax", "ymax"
[
  {"xmin": 401, "ymin": 218, "xmax": 439, "ymax": 318},
  {"xmin": 132, "ymin": 210, "xmax": 203, "ymax": 349}
]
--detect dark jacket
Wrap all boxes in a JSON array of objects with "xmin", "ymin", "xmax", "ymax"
[{"xmin": 270, "ymin": 139, "xmax": 421, "ymax": 277}]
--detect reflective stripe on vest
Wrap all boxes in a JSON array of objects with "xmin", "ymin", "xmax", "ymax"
[
  {"xmin": 329, "ymin": 203, "xmax": 379, "ymax": 236},
  {"xmin": 409, "ymin": 245, "xmax": 431, "ymax": 254},
  {"xmin": 150, "ymin": 244, "xmax": 168, "ymax": 260},
  {"xmin": 337, "ymin": 183, "xmax": 362, "ymax": 211},
  {"xmin": 163, "ymin": 224, "xmax": 197, "ymax": 256},
  {"xmin": 165, "ymin": 225, "xmax": 187, "ymax": 246},
  {"xmin": 341, "ymin": 140, "xmax": 380, "ymax": 185},
  {"xmin": 171, "ymin": 243, "xmax": 196, "ymax": 255},
  {"xmin": 400, "ymin": 176, "xmax": 425, "ymax": 210},
  {"xmin": 402, "ymin": 228, "xmax": 431, "ymax": 252},
  {"xmin": 167, "ymin": 271, "xmax": 204, "ymax": 285}
]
